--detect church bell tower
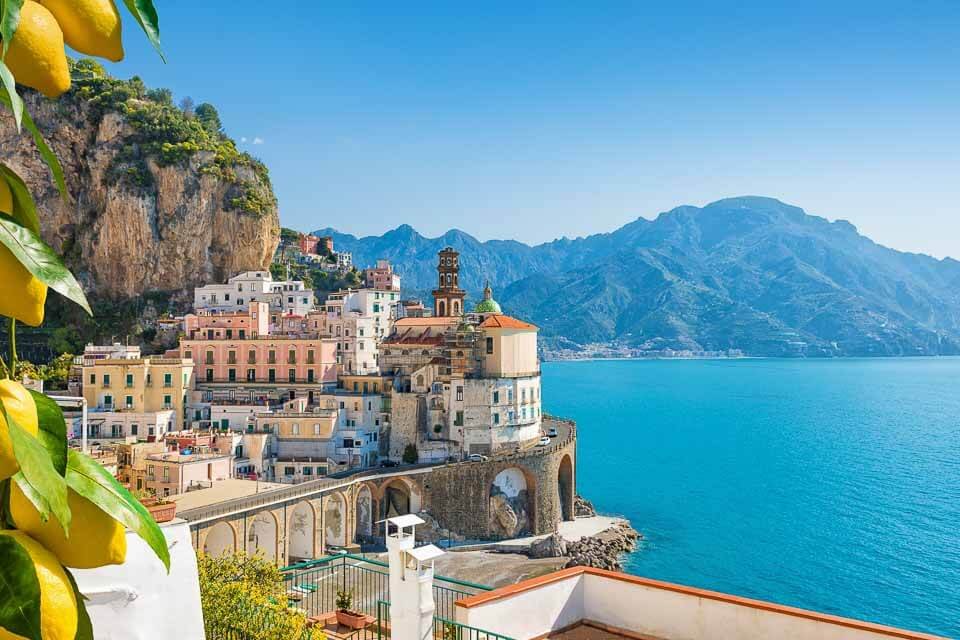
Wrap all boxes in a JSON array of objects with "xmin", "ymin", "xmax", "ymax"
[{"xmin": 432, "ymin": 247, "xmax": 466, "ymax": 317}]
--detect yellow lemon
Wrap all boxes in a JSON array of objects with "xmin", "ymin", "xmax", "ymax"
[
  {"xmin": 0, "ymin": 530, "xmax": 78, "ymax": 640},
  {"xmin": 37, "ymin": 0, "xmax": 123, "ymax": 62},
  {"xmin": 4, "ymin": 1, "xmax": 71, "ymax": 98},
  {"xmin": 11, "ymin": 483, "xmax": 128, "ymax": 569},
  {"xmin": 0, "ymin": 176, "xmax": 47, "ymax": 326},
  {"xmin": 0, "ymin": 379, "xmax": 40, "ymax": 481}
]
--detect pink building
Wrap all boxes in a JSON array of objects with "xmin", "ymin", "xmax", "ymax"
[
  {"xmin": 177, "ymin": 337, "xmax": 338, "ymax": 386},
  {"xmin": 183, "ymin": 302, "xmax": 270, "ymax": 339},
  {"xmin": 298, "ymin": 234, "xmax": 333, "ymax": 256},
  {"xmin": 364, "ymin": 260, "xmax": 401, "ymax": 291}
]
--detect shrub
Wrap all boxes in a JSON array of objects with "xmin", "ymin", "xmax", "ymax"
[{"xmin": 402, "ymin": 444, "xmax": 418, "ymax": 464}]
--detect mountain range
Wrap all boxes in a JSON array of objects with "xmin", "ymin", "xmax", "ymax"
[{"xmin": 316, "ymin": 197, "xmax": 960, "ymax": 357}]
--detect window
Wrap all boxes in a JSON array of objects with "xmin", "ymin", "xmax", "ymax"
[
  {"xmin": 126, "ymin": 373, "xmax": 134, "ymax": 387},
  {"xmin": 307, "ymin": 349, "xmax": 315, "ymax": 364},
  {"xmin": 89, "ymin": 373, "xmax": 96, "ymax": 384},
  {"xmin": 206, "ymin": 369, "xmax": 213, "ymax": 382},
  {"xmin": 163, "ymin": 394, "xmax": 172, "ymax": 408},
  {"xmin": 493, "ymin": 413, "xmax": 500, "ymax": 425},
  {"xmin": 146, "ymin": 373, "xmax": 152, "ymax": 386},
  {"xmin": 163, "ymin": 373, "xmax": 173, "ymax": 387},
  {"xmin": 493, "ymin": 390, "xmax": 499, "ymax": 404},
  {"xmin": 288, "ymin": 350, "xmax": 296, "ymax": 364},
  {"xmin": 228, "ymin": 350, "xmax": 236, "ymax": 364},
  {"xmin": 268, "ymin": 350, "xmax": 276, "ymax": 364},
  {"xmin": 102, "ymin": 374, "xmax": 111, "ymax": 387},
  {"xmin": 303, "ymin": 467, "xmax": 312, "ymax": 476},
  {"xmin": 163, "ymin": 467, "xmax": 169, "ymax": 480},
  {"xmin": 228, "ymin": 369, "xmax": 236, "ymax": 382},
  {"xmin": 307, "ymin": 369, "xmax": 315, "ymax": 383},
  {"xmin": 247, "ymin": 369, "xmax": 256, "ymax": 381},
  {"xmin": 313, "ymin": 423, "xmax": 321, "ymax": 435},
  {"xmin": 131, "ymin": 424, "xmax": 138, "ymax": 436},
  {"xmin": 239, "ymin": 329, "xmax": 246, "ymax": 339},
  {"xmin": 456, "ymin": 386, "xmax": 463, "ymax": 401},
  {"xmin": 292, "ymin": 423, "xmax": 300, "ymax": 435},
  {"xmin": 268, "ymin": 369, "xmax": 276, "ymax": 382},
  {"xmin": 455, "ymin": 411, "xmax": 464, "ymax": 426},
  {"xmin": 486, "ymin": 337, "xmax": 494, "ymax": 355},
  {"xmin": 226, "ymin": 329, "xmax": 233, "ymax": 339},
  {"xmin": 103, "ymin": 395, "xmax": 113, "ymax": 406},
  {"xmin": 248, "ymin": 349, "xmax": 256, "ymax": 364},
  {"xmin": 147, "ymin": 465, "xmax": 155, "ymax": 479},
  {"xmin": 125, "ymin": 395, "xmax": 133, "ymax": 409},
  {"xmin": 288, "ymin": 369, "xmax": 296, "ymax": 383},
  {"xmin": 284, "ymin": 466, "xmax": 295, "ymax": 476}
]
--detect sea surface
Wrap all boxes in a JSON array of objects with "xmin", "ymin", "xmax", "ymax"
[{"xmin": 542, "ymin": 358, "xmax": 960, "ymax": 638}]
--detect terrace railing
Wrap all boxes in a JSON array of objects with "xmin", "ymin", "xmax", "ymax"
[{"xmin": 281, "ymin": 554, "xmax": 490, "ymax": 622}]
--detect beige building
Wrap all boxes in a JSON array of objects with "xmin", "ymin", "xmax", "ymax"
[
  {"xmin": 144, "ymin": 451, "xmax": 233, "ymax": 497},
  {"xmin": 82, "ymin": 357, "xmax": 195, "ymax": 430}
]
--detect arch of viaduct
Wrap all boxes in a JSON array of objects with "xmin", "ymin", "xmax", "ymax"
[{"xmin": 186, "ymin": 419, "xmax": 577, "ymax": 566}]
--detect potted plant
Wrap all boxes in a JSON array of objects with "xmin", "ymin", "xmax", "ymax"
[
  {"xmin": 134, "ymin": 488, "xmax": 177, "ymax": 523},
  {"xmin": 335, "ymin": 590, "xmax": 367, "ymax": 629}
]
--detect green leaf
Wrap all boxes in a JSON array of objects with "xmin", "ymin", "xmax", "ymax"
[
  {"xmin": 0, "ymin": 534, "xmax": 43, "ymax": 640},
  {"xmin": 0, "ymin": 0, "xmax": 23, "ymax": 59},
  {"xmin": 121, "ymin": 0, "xmax": 164, "ymax": 62},
  {"xmin": 0, "ymin": 164, "xmax": 39, "ymax": 232},
  {"xmin": 0, "ymin": 58, "xmax": 22, "ymax": 130},
  {"xmin": 64, "ymin": 570, "xmax": 94, "ymax": 640},
  {"xmin": 7, "ymin": 408, "xmax": 71, "ymax": 531},
  {"xmin": 67, "ymin": 450, "xmax": 171, "ymax": 571},
  {"xmin": 0, "ymin": 214, "xmax": 92, "ymax": 315},
  {"xmin": 0, "ymin": 99, "xmax": 67, "ymax": 199},
  {"xmin": 29, "ymin": 390, "xmax": 67, "ymax": 477}
]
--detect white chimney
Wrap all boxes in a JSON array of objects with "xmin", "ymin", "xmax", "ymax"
[{"xmin": 383, "ymin": 515, "xmax": 444, "ymax": 640}]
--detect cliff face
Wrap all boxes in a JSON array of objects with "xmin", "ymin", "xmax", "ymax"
[{"xmin": 0, "ymin": 85, "xmax": 279, "ymax": 299}]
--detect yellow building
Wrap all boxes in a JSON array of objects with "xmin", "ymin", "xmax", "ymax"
[{"xmin": 83, "ymin": 357, "xmax": 195, "ymax": 429}]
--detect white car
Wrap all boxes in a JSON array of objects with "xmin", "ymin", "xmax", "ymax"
[
  {"xmin": 547, "ymin": 427, "xmax": 559, "ymax": 437},
  {"xmin": 537, "ymin": 436, "xmax": 551, "ymax": 447},
  {"xmin": 468, "ymin": 453, "xmax": 489, "ymax": 462}
]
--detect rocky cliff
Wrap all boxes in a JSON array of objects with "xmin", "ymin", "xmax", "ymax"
[{"xmin": 0, "ymin": 61, "xmax": 279, "ymax": 300}]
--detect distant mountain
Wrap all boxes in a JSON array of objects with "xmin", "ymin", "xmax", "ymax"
[{"xmin": 316, "ymin": 197, "xmax": 960, "ymax": 357}]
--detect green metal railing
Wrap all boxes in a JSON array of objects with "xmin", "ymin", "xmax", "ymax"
[
  {"xmin": 367, "ymin": 599, "xmax": 512, "ymax": 640},
  {"xmin": 281, "ymin": 554, "xmax": 491, "ymax": 622}
]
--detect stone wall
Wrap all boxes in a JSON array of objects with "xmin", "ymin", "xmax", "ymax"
[{"xmin": 424, "ymin": 418, "xmax": 576, "ymax": 539}]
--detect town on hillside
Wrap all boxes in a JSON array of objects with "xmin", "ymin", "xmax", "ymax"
[{"xmin": 62, "ymin": 239, "xmax": 579, "ymax": 561}]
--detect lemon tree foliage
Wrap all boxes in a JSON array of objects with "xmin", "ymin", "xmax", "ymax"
[
  {"xmin": 0, "ymin": 0, "xmax": 168, "ymax": 638},
  {"xmin": 198, "ymin": 552, "xmax": 325, "ymax": 640}
]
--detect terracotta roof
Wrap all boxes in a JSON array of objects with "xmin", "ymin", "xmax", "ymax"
[
  {"xmin": 395, "ymin": 317, "xmax": 459, "ymax": 327},
  {"xmin": 478, "ymin": 314, "xmax": 538, "ymax": 330}
]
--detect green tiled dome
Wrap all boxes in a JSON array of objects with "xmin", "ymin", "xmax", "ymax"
[{"xmin": 474, "ymin": 280, "xmax": 502, "ymax": 313}]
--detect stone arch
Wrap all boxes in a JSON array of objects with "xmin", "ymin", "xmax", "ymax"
[
  {"xmin": 558, "ymin": 454, "xmax": 574, "ymax": 522},
  {"xmin": 324, "ymin": 491, "xmax": 348, "ymax": 548},
  {"xmin": 452, "ymin": 300, "xmax": 460, "ymax": 315},
  {"xmin": 380, "ymin": 477, "xmax": 421, "ymax": 518},
  {"xmin": 489, "ymin": 467, "xmax": 536, "ymax": 538},
  {"xmin": 288, "ymin": 501, "xmax": 316, "ymax": 562},
  {"xmin": 246, "ymin": 510, "xmax": 279, "ymax": 562},
  {"xmin": 438, "ymin": 300, "xmax": 446, "ymax": 316},
  {"xmin": 355, "ymin": 485, "xmax": 374, "ymax": 541},
  {"xmin": 202, "ymin": 521, "xmax": 236, "ymax": 557}
]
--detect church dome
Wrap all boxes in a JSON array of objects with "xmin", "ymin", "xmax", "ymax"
[{"xmin": 474, "ymin": 281, "xmax": 502, "ymax": 314}]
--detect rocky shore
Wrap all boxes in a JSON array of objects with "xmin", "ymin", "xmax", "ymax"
[{"xmin": 527, "ymin": 519, "xmax": 641, "ymax": 572}]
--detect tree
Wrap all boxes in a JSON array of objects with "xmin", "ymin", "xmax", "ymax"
[
  {"xmin": 197, "ymin": 552, "xmax": 322, "ymax": 640},
  {"xmin": 146, "ymin": 87, "xmax": 174, "ymax": 105},
  {"xmin": 402, "ymin": 444, "xmax": 418, "ymax": 464},
  {"xmin": 195, "ymin": 103, "xmax": 222, "ymax": 134},
  {"xmin": 179, "ymin": 96, "xmax": 195, "ymax": 117}
]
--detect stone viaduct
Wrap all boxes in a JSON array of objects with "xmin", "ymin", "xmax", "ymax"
[{"xmin": 182, "ymin": 417, "xmax": 576, "ymax": 565}]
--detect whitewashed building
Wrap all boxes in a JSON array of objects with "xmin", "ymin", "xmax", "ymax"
[{"xmin": 193, "ymin": 271, "xmax": 315, "ymax": 316}]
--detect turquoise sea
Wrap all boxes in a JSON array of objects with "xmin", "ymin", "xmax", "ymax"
[{"xmin": 542, "ymin": 358, "xmax": 960, "ymax": 638}]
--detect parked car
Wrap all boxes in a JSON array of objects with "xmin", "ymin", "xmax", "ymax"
[
  {"xmin": 467, "ymin": 453, "xmax": 489, "ymax": 462},
  {"xmin": 537, "ymin": 436, "xmax": 551, "ymax": 447},
  {"xmin": 547, "ymin": 427, "xmax": 559, "ymax": 437},
  {"xmin": 379, "ymin": 459, "xmax": 399, "ymax": 468}
]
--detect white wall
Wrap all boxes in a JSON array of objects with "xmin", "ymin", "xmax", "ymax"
[
  {"xmin": 72, "ymin": 520, "xmax": 205, "ymax": 640},
  {"xmin": 457, "ymin": 570, "xmax": 943, "ymax": 640}
]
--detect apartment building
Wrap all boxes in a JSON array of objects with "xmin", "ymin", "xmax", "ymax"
[
  {"xmin": 193, "ymin": 270, "xmax": 315, "ymax": 316},
  {"xmin": 82, "ymin": 356, "xmax": 195, "ymax": 430}
]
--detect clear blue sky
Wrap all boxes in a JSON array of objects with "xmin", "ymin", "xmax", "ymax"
[{"xmin": 115, "ymin": 1, "xmax": 958, "ymax": 256}]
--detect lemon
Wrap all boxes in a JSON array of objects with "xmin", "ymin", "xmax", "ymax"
[
  {"xmin": 11, "ymin": 483, "xmax": 128, "ymax": 569},
  {"xmin": 37, "ymin": 0, "xmax": 123, "ymax": 62},
  {"xmin": 3, "ymin": 1, "xmax": 71, "ymax": 98},
  {"xmin": 0, "ymin": 379, "xmax": 40, "ymax": 481},
  {"xmin": 0, "ymin": 177, "xmax": 48, "ymax": 326},
  {"xmin": 0, "ymin": 531, "xmax": 78, "ymax": 640}
]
